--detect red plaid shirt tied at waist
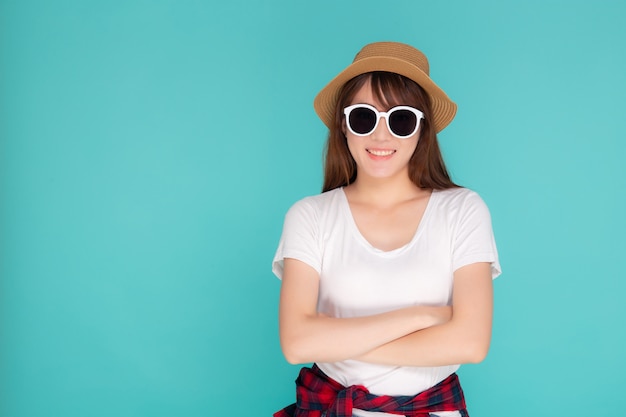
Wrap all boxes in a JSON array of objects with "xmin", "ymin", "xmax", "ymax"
[{"xmin": 274, "ymin": 365, "xmax": 469, "ymax": 417}]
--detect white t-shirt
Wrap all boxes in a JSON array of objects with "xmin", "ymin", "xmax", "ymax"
[{"xmin": 273, "ymin": 187, "xmax": 501, "ymax": 417}]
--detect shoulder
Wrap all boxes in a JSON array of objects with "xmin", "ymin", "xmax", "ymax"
[
  {"xmin": 278, "ymin": 188, "xmax": 345, "ymax": 253},
  {"xmin": 285, "ymin": 188, "xmax": 344, "ymax": 218},
  {"xmin": 432, "ymin": 187, "xmax": 492, "ymax": 220},
  {"xmin": 434, "ymin": 186, "xmax": 482, "ymax": 203}
]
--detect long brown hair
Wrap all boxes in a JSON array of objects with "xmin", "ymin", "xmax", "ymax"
[{"xmin": 322, "ymin": 71, "xmax": 458, "ymax": 192}]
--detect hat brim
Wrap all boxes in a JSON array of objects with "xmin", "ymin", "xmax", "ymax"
[{"xmin": 313, "ymin": 56, "xmax": 457, "ymax": 133}]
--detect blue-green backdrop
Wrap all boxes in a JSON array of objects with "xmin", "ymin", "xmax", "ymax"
[{"xmin": 2, "ymin": 1, "xmax": 625, "ymax": 416}]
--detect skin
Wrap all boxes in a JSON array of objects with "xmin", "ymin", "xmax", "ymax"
[{"xmin": 279, "ymin": 80, "xmax": 494, "ymax": 367}]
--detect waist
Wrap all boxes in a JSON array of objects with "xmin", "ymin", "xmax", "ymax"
[
  {"xmin": 274, "ymin": 364, "xmax": 468, "ymax": 417},
  {"xmin": 316, "ymin": 360, "xmax": 460, "ymax": 396}
]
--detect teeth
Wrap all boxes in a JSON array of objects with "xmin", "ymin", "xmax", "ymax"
[{"xmin": 368, "ymin": 149, "xmax": 395, "ymax": 156}]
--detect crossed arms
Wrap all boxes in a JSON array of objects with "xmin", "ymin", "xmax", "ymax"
[{"xmin": 278, "ymin": 258, "xmax": 493, "ymax": 367}]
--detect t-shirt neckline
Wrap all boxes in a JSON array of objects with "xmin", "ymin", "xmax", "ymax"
[{"xmin": 338, "ymin": 187, "xmax": 437, "ymax": 256}]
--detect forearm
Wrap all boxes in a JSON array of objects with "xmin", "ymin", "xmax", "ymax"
[
  {"xmin": 280, "ymin": 305, "xmax": 448, "ymax": 364},
  {"xmin": 279, "ymin": 257, "xmax": 450, "ymax": 364},
  {"xmin": 356, "ymin": 263, "xmax": 494, "ymax": 367},
  {"xmin": 356, "ymin": 319, "xmax": 491, "ymax": 367}
]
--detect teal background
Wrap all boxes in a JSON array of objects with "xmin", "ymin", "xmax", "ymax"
[{"xmin": 1, "ymin": 0, "xmax": 625, "ymax": 416}]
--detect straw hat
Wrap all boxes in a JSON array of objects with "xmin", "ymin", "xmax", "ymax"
[{"xmin": 313, "ymin": 42, "xmax": 457, "ymax": 133}]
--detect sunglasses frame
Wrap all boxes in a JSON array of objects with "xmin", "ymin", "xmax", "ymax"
[{"xmin": 343, "ymin": 103, "xmax": 424, "ymax": 139}]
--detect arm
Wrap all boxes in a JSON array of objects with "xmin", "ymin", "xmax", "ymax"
[
  {"xmin": 356, "ymin": 262, "xmax": 493, "ymax": 367},
  {"xmin": 279, "ymin": 257, "xmax": 451, "ymax": 364}
]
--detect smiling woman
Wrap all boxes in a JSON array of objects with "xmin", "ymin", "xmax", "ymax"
[{"xmin": 272, "ymin": 42, "xmax": 501, "ymax": 417}]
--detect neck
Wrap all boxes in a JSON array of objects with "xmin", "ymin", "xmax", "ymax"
[{"xmin": 347, "ymin": 174, "xmax": 426, "ymax": 207}]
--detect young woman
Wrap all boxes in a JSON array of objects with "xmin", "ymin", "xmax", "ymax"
[{"xmin": 272, "ymin": 42, "xmax": 501, "ymax": 417}]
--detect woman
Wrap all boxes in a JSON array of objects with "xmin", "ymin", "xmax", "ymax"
[{"xmin": 272, "ymin": 42, "xmax": 501, "ymax": 417}]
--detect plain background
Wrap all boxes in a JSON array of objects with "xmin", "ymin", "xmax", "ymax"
[{"xmin": 1, "ymin": 1, "xmax": 625, "ymax": 416}]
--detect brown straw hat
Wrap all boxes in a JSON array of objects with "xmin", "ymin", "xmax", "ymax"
[{"xmin": 313, "ymin": 42, "xmax": 457, "ymax": 133}]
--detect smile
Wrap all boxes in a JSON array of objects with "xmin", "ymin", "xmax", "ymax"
[{"xmin": 367, "ymin": 149, "xmax": 396, "ymax": 156}]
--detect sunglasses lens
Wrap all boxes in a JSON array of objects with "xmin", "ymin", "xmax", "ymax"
[
  {"xmin": 389, "ymin": 109, "xmax": 418, "ymax": 137},
  {"xmin": 348, "ymin": 107, "xmax": 377, "ymax": 135}
]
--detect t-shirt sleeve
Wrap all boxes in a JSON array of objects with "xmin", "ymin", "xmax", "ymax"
[
  {"xmin": 452, "ymin": 191, "xmax": 502, "ymax": 279},
  {"xmin": 272, "ymin": 199, "xmax": 322, "ymax": 279}
]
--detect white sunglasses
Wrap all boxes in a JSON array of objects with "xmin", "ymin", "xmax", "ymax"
[{"xmin": 344, "ymin": 104, "xmax": 424, "ymax": 139}]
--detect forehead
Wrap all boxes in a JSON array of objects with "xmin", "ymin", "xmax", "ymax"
[{"xmin": 349, "ymin": 77, "xmax": 406, "ymax": 110}]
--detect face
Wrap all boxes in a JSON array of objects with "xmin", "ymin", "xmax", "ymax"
[{"xmin": 343, "ymin": 79, "xmax": 420, "ymax": 183}]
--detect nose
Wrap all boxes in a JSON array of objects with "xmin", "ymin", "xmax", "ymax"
[{"xmin": 370, "ymin": 115, "xmax": 393, "ymax": 141}]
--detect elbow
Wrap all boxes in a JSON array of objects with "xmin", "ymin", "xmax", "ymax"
[
  {"xmin": 462, "ymin": 338, "xmax": 490, "ymax": 364},
  {"xmin": 284, "ymin": 354, "xmax": 305, "ymax": 365},
  {"xmin": 451, "ymin": 318, "xmax": 492, "ymax": 364},
  {"xmin": 280, "ymin": 337, "xmax": 312, "ymax": 365},
  {"xmin": 282, "ymin": 347, "xmax": 305, "ymax": 365},
  {"xmin": 465, "ymin": 347, "xmax": 489, "ymax": 364},
  {"xmin": 279, "ymin": 317, "xmax": 323, "ymax": 364}
]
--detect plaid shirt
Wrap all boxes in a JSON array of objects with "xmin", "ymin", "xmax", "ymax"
[{"xmin": 274, "ymin": 365, "xmax": 468, "ymax": 417}]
